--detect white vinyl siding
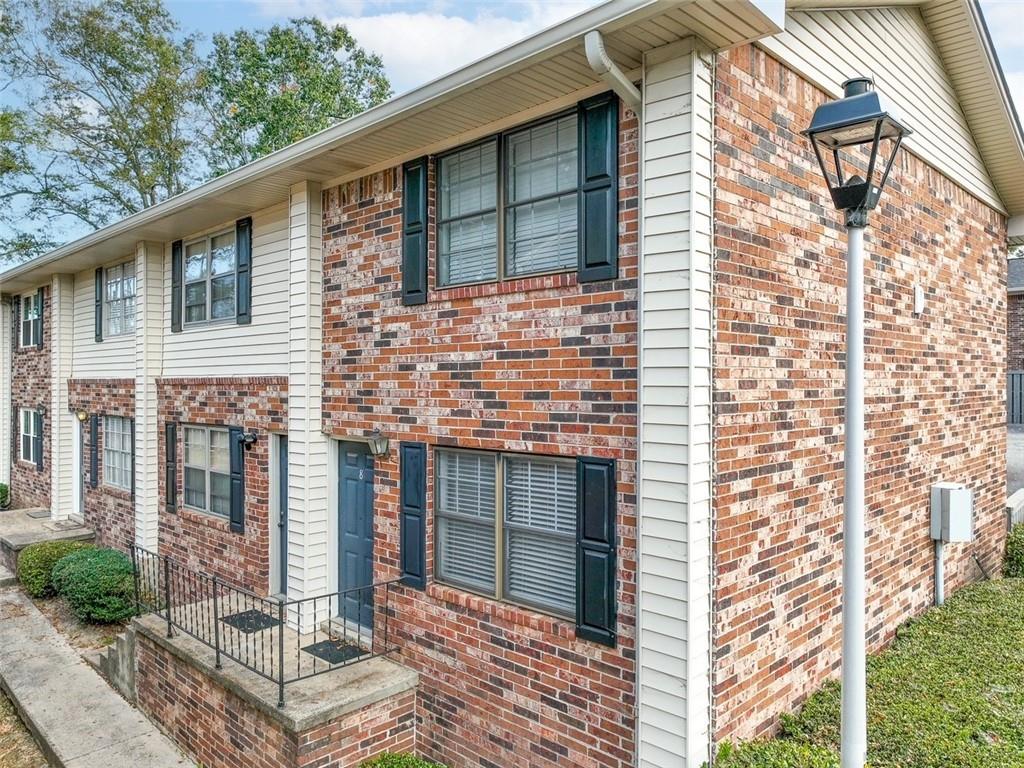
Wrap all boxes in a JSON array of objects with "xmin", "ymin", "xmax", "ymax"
[
  {"xmin": 183, "ymin": 426, "xmax": 230, "ymax": 517},
  {"xmin": 758, "ymin": 6, "xmax": 1001, "ymax": 213},
  {"xmin": 434, "ymin": 448, "xmax": 577, "ymax": 617},
  {"xmin": 72, "ymin": 263, "xmax": 135, "ymax": 378},
  {"xmin": 162, "ymin": 202, "xmax": 289, "ymax": 376},
  {"xmin": 20, "ymin": 292, "xmax": 39, "ymax": 348},
  {"xmin": 104, "ymin": 262, "xmax": 136, "ymax": 337},
  {"xmin": 103, "ymin": 416, "xmax": 133, "ymax": 490},
  {"xmin": 19, "ymin": 409, "xmax": 39, "ymax": 464}
]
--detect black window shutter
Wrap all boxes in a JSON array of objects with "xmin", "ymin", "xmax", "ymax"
[
  {"xmin": 235, "ymin": 217, "xmax": 253, "ymax": 325},
  {"xmin": 165, "ymin": 422, "xmax": 177, "ymax": 512},
  {"xmin": 130, "ymin": 419, "xmax": 136, "ymax": 499},
  {"xmin": 228, "ymin": 427, "xmax": 245, "ymax": 534},
  {"xmin": 33, "ymin": 411, "xmax": 43, "ymax": 471},
  {"xmin": 171, "ymin": 240, "xmax": 183, "ymax": 333},
  {"xmin": 401, "ymin": 157, "xmax": 428, "ymax": 306},
  {"xmin": 89, "ymin": 414, "xmax": 99, "ymax": 488},
  {"xmin": 578, "ymin": 93, "xmax": 619, "ymax": 283},
  {"xmin": 94, "ymin": 267, "xmax": 104, "ymax": 342},
  {"xmin": 12, "ymin": 296, "xmax": 20, "ymax": 349},
  {"xmin": 35, "ymin": 287, "xmax": 44, "ymax": 349},
  {"xmin": 576, "ymin": 456, "xmax": 617, "ymax": 647},
  {"xmin": 399, "ymin": 441, "xmax": 427, "ymax": 589}
]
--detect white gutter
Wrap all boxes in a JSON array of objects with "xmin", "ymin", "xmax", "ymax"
[{"xmin": 584, "ymin": 30, "xmax": 642, "ymax": 112}]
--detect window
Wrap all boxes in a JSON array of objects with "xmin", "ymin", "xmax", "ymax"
[
  {"xmin": 20, "ymin": 292, "xmax": 40, "ymax": 347},
  {"xmin": 183, "ymin": 426, "xmax": 231, "ymax": 516},
  {"xmin": 104, "ymin": 262, "xmax": 136, "ymax": 336},
  {"xmin": 103, "ymin": 416, "xmax": 133, "ymax": 490},
  {"xmin": 184, "ymin": 230, "xmax": 236, "ymax": 325},
  {"xmin": 435, "ymin": 448, "xmax": 577, "ymax": 617},
  {"xmin": 437, "ymin": 112, "xmax": 579, "ymax": 286},
  {"xmin": 19, "ymin": 409, "xmax": 39, "ymax": 464}
]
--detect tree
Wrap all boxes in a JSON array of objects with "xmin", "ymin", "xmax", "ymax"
[
  {"xmin": 0, "ymin": 0, "xmax": 202, "ymax": 264},
  {"xmin": 198, "ymin": 18, "xmax": 391, "ymax": 176}
]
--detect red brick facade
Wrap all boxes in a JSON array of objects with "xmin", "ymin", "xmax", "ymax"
[
  {"xmin": 1008, "ymin": 292, "xmax": 1024, "ymax": 370},
  {"xmin": 711, "ymin": 45, "xmax": 1008, "ymax": 742},
  {"xmin": 136, "ymin": 632, "xmax": 416, "ymax": 768},
  {"xmin": 156, "ymin": 377, "xmax": 287, "ymax": 594},
  {"xmin": 68, "ymin": 378, "xmax": 135, "ymax": 549},
  {"xmin": 9, "ymin": 286, "xmax": 51, "ymax": 509},
  {"xmin": 321, "ymin": 103, "xmax": 639, "ymax": 767}
]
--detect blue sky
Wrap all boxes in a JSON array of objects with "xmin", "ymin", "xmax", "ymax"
[{"xmin": 164, "ymin": 0, "xmax": 1024, "ymax": 114}]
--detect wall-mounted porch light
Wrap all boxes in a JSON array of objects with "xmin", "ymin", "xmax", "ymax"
[
  {"xmin": 366, "ymin": 428, "xmax": 389, "ymax": 458},
  {"xmin": 75, "ymin": 409, "xmax": 88, "ymax": 423},
  {"xmin": 802, "ymin": 77, "xmax": 911, "ymax": 768}
]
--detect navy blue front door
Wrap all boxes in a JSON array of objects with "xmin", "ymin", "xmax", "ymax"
[
  {"xmin": 339, "ymin": 443, "xmax": 374, "ymax": 628},
  {"xmin": 278, "ymin": 435, "xmax": 288, "ymax": 596}
]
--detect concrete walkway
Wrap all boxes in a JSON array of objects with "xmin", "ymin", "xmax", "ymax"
[{"xmin": 0, "ymin": 587, "xmax": 193, "ymax": 768}]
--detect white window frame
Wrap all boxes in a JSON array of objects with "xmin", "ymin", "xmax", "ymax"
[
  {"xmin": 434, "ymin": 447, "xmax": 578, "ymax": 618},
  {"xmin": 102, "ymin": 415, "xmax": 133, "ymax": 491},
  {"xmin": 182, "ymin": 425, "xmax": 231, "ymax": 517},
  {"xmin": 104, "ymin": 261, "xmax": 137, "ymax": 337},
  {"xmin": 19, "ymin": 408, "xmax": 39, "ymax": 464},
  {"xmin": 19, "ymin": 291, "xmax": 39, "ymax": 348},
  {"xmin": 436, "ymin": 109, "xmax": 581, "ymax": 288},
  {"xmin": 183, "ymin": 229, "xmax": 237, "ymax": 327}
]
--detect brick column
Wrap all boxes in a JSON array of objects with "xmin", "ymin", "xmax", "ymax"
[
  {"xmin": 49, "ymin": 274, "xmax": 74, "ymax": 519},
  {"xmin": 134, "ymin": 241, "xmax": 164, "ymax": 550},
  {"xmin": 288, "ymin": 180, "xmax": 328, "ymax": 629}
]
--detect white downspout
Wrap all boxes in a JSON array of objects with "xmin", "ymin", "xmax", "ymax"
[{"xmin": 585, "ymin": 30, "xmax": 642, "ymax": 112}]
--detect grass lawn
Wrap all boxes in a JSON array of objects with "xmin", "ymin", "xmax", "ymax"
[{"xmin": 717, "ymin": 578, "xmax": 1024, "ymax": 768}]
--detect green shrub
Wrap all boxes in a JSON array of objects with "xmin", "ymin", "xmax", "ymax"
[
  {"xmin": 360, "ymin": 754, "xmax": 445, "ymax": 768},
  {"xmin": 17, "ymin": 540, "xmax": 94, "ymax": 597},
  {"xmin": 52, "ymin": 548, "xmax": 135, "ymax": 623},
  {"xmin": 1006, "ymin": 524, "xmax": 1024, "ymax": 577},
  {"xmin": 0, "ymin": 482, "xmax": 9, "ymax": 508},
  {"xmin": 714, "ymin": 741, "xmax": 839, "ymax": 768}
]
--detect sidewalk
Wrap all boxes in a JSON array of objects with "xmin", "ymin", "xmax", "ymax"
[{"xmin": 0, "ymin": 586, "xmax": 193, "ymax": 768}]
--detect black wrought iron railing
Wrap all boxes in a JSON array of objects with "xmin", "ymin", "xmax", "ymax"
[{"xmin": 131, "ymin": 545, "xmax": 399, "ymax": 706}]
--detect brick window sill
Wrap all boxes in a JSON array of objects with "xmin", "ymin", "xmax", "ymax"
[
  {"xmin": 178, "ymin": 506, "xmax": 234, "ymax": 533},
  {"xmin": 98, "ymin": 485, "xmax": 133, "ymax": 501},
  {"xmin": 16, "ymin": 459, "xmax": 40, "ymax": 470},
  {"xmin": 426, "ymin": 582, "xmax": 577, "ymax": 641},
  {"xmin": 431, "ymin": 270, "xmax": 577, "ymax": 303}
]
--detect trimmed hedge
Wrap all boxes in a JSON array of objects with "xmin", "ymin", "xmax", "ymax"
[
  {"xmin": 1005, "ymin": 524, "xmax": 1024, "ymax": 577},
  {"xmin": 714, "ymin": 741, "xmax": 839, "ymax": 768},
  {"xmin": 52, "ymin": 547, "xmax": 135, "ymax": 624},
  {"xmin": 360, "ymin": 754, "xmax": 444, "ymax": 768},
  {"xmin": 16, "ymin": 540, "xmax": 94, "ymax": 598}
]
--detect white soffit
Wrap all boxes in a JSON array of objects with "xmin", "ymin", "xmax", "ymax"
[{"xmin": 0, "ymin": 0, "xmax": 784, "ymax": 293}]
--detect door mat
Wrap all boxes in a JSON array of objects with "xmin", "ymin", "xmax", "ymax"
[
  {"xmin": 26, "ymin": 510, "xmax": 50, "ymax": 519},
  {"xmin": 302, "ymin": 639, "xmax": 365, "ymax": 665},
  {"xmin": 220, "ymin": 608, "xmax": 279, "ymax": 633}
]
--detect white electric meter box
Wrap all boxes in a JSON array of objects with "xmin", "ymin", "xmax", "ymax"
[{"xmin": 930, "ymin": 482, "xmax": 973, "ymax": 543}]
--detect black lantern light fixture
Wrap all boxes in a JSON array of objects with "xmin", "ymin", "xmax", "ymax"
[
  {"xmin": 802, "ymin": 77, "xmax": 911, "ymax": 768},
  {"xmin": 366, "ymin": 428, "xmax": 389, "ymax": 457},
  {"xmin": 803, "ymin": 77, "xmax": 912, "ymax": 226}
]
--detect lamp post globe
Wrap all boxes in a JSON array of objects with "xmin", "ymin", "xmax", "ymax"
[{"xmin": 802, "ymin": 77, "xmax": 911, "ymax": 768}]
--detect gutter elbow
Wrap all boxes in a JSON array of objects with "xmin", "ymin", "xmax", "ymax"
[{"xmin": 584, "ymin": 30, "xmax": 641, "ymax": 113}]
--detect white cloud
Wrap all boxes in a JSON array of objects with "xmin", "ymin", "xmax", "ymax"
[
  {"xmin": 1006, "ymin": 71, "xmax": 1024, "ymax": 121},
  {"xmin": 328, "ymin": 1, "xmax": 598, "ymax": 93},
  {"xmin": 979, "ymin": 1, "xmax": 1024, "ymax": 51}
]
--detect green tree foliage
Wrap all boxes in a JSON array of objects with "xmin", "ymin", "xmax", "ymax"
[
  {"xmin": 0, "ymin": 0, "xmax": 202, "ymax": 263},
  {"xmin": 198, "ymin": 18, "xmax": 391, "ymax": 176}
]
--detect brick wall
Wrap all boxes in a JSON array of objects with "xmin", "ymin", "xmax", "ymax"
[
  {"xmin": 712, "ymin": 45, "xmax": 1008, "ymax": 742},
  {"xmin": 157, "ymin": 377, "xmax": 286, "ymax": 594},
  {"xmin": 9, "ymin": 286, "xmax": 51, "ymax": 508},
  {"xmin": 135, "ymin": 632, "xmax": 416, "ymax": 768},
  {"xmin": 321, "ymin": 103, "xmax": 639, "ymax": 767},
  {"xmin": 68, "ymin": 378, "xmax": 135, "ymax": 549},
  {"xmin": 1009, "ymin": 293, "xmax": 1024, "ymax": 370}
]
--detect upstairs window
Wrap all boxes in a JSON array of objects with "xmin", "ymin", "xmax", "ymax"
[
  {"xmin": 20, "ymin": 291, "xmax": 40, "ymax": 347},
  {"xmin": 104, "ymin": 262, "xmax": 136, "ymax": 337},
  {"xmin": 437, "ymin": 112, "xmax": 579, "ymax": 286},
  {"xmin": 184, "ymin": 230, "xmax": 236, "ymax": 325}
]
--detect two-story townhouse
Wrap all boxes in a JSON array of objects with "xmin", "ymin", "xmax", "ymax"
[{"xmin": 1, "ymin": 0, "xmax": 1023, "ymax": 766}]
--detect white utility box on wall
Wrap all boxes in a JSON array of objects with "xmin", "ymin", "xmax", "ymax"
[{"xmin": 930, "ymin": 482, "xmax": 974, "ymax": 542}]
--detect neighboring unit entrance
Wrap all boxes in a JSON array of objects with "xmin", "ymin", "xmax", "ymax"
[
  {"xmin": 338, "ymin": 442, "xmax": 374, "ymax": 629},
  {"xmin": 277, "ymin": 435, "xmax": 288, "ymax": 596}
]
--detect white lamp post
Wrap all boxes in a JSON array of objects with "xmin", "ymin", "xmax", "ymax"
[{"xmin": 802, "ymin": 77, "xmax": 911, "ymax": 768}]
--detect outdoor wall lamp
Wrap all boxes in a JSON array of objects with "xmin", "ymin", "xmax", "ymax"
[
  {"xmin": 366, "ymin": 428, "xmax": 389, "ymax": 458},
  {"xmin": 803, "ymin": 77, "xmax": 911, "ymax": 768},
  {"xmin": 75, "ymin": 409, "xmax": 88, "ymax": 423},
  {"xmin": 242, "ymin": 432, "xmax": 258, "ymax": 448}
]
